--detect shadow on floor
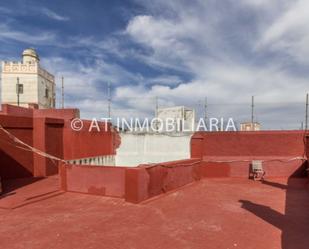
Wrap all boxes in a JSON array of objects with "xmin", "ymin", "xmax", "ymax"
[
  {"xmin": 240, "ymin": 177, "xmax": 309, "ymax": 249},
  {"xmin": 1, "ymin": 177, "xmax": 44, "ymax": 200}
]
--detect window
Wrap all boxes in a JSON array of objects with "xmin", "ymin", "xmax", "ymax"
[
  {"xmin": 45, "ymin": 88, "xmax": 49, "ymax": 98},
  {"xmin": 16, "ymin": 84, "xmax": 23, "ymax": 94}
]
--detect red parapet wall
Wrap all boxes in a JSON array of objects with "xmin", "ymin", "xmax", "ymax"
[
  {"xmin": 145, "ymin": 159, "xmax": 201, "ymax": 196},
  {"xmin": 124, "ymin": 158, "xmax": 307, "ymax": 203},
  {"xmin": 125, "ymin": 159, "xmax": 201, "ymax": 203},
  {"xmin": 63, "ymin": 120, "xmax": 120, "ymax": 160},
  {"xmin": 0, "ymin": 104, "xmax": 33, "ymax": 117},
  {"xmin": 190, "ymin": 131, "xmax": 308, "ymax": 180},
  {"xmin": 189, "ymin": 131, "xmax": 308, "ymax": 182},
  {"xmin": 199, "ymin": 159, "xmax": 307, "ymax": 178},
  {"xmin": 59, "ymin": 131, "xmax": 309, "ymax": 204},
  {"xmin": 59, "ymin": 164, "xmax": 126, "ymax": 197},
  {"xmin": 34, "ymin": 108, "xmax": 80, "ymax": 120},
  {"xmin": 191, "ymin": 131, "xmax": 307, "ymax": 158},
  {"xmin": 0, "ymin": 104, "xmax": 79, "ymax": 120},
  {"xmin": 59, "ymin": 159, "xmax": 202, "ymax": 203},
  {"xmin": 59, "ymin": 157, "xmax": 308, "ymax": 204},
  {"xmin": 306, "ymin": 135, "xmax": 309, "ymax": 158}
]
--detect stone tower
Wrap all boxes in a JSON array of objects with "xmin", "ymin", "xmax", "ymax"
[{"xmin": 1, "ymin": 48, "xmax": 55, "ymax": 108}]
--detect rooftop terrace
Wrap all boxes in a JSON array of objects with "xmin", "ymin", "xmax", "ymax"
[
  {"xmin": 1, "ymin": 176, "xmax": 309, "ymax": 249},
  {"xmin": 0, "ymin": 104, "xmax": 308, "ymax": 249}
]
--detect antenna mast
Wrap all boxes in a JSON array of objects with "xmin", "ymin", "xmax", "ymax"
[
  {"xmin": 61, "ymin": 76, "xmax": 64, "ymax": 109},
  {"xmin": 305, "ymin": 93, "xmax": 308, "ymax": 130},
  {"xmin": 251, "ymin": 96, "xmax": 254, "ymax": 130},
  {"xmin": 108, "ymin": 82, "xmax": 111, "ymax": 119}
]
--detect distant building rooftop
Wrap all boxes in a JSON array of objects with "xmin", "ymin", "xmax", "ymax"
[{"xmin": 240, "ymin": 122, "xmax": 261, "ymax": 131}]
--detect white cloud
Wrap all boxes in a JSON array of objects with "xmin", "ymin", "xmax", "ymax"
[
  {"xmin": 41, "ymin": 8, "xmax": 69, "ymax": 21},
  {"xmin": 0, "ymin": 24, "xmax": 56, "ymax": 44},
  {"xmin": 121, "ymin": 0, "xmax": 309, "ymax": 128},
  {"xmin": 1, "ymin": 0, "xmax": 307, "ymax": 129},
  {"xmin": 257, "ymin": 0, "xmax": 309, "ymax": 64},
  {"xmin": 239, "ymin": 0, "xmax": 282, "ymax": 8},
  {"xmin": 34, "ymin": 0, "xmax": 308, "ymax": 128},
  {"xmin": 40, "ymin": 56, "xmax": 146, "ymax": 117},
  {"xmin": 145, "ymin": 75, "xmax": 182, "ymax": 86},
  {"xmin": 127, "ymin": 15, "xmax": 180, "ymax": 48}
]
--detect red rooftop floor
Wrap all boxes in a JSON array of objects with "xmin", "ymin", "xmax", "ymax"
[{"xmin": 1, "ymin": 176, "xmax": 309, "ymax": 249}]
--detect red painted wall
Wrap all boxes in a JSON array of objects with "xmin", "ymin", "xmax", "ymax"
[
  {"xmin": 0, "ymin": 104, "xmax": 33, "ymax": 117},
  {"xmin": 63, "ymin": 120, "xmax": 119, "ymax": 160},
  {"xmin": 124, "ymin": 159, "xmax": 202, "ymax": 203},
  {"xmin": 45, "ymin": 120, "xmax": 64, "ymax": 175},
  {"xmin": 191, "ymin": 131, "xmax": 307, "ymax": 158},
  {"xmin": 34, "ymin": 108, "xmax": 79, "ymax": 120},
  {"xmin": 198, "ymin": 160, "xmax": 306, "ymax": 178},
  {"xmin": 124, "ymin": 131, "xmax": 309, "ymax": 203},
  {"xmin": 190, "ymin": 131, "xmax": 308, "ymax": 180},
  {"xmin": 0, "ymin": 115, "xmax": 33, "ymax": 179},
  {"xmin": 145, "ymin": 159, "xmax": 201, "ymax": 197},
  {"xmin": 124, "ymin": 158, "xmax": 307, "ymax": 203},
  {"xmin": 33, "ymin": 118, "xmax": 64, "ymax": 177},
  {"xmin": 0, "ymin": 104, "xmax": 79, "ymax": 120},
  {"xmin": 306, "ymin": 133, "xmax": 309, "ymax": 158},
  {"xmin": 59, "ymin": 159, "xmax": 201, "ymax": 203},
  {"xmin": 0, "ymin": 105, "xmax": 118, "ymax": 179},
  {"xmin": 60, "ymin": 163, "xmax": 126, "ymax": 197},
  {"xmin": 59, "ymin": 131, "xmax": 309, "ymax": 203},
  {"xmin": 0, "ymin": 115, "xmax": 65, "ymax": 179}
]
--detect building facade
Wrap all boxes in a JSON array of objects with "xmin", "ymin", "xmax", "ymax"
[
  {"xmin": 157, "ymin": 106, "xmax": 195, "ymax": 132},
  {"xmin": 1, "ymin": 48, "xmax": 55, "ymax": 108},
  {"xmin": 240, "ymin": 122, "xmax": 261, "ymax": 131}
]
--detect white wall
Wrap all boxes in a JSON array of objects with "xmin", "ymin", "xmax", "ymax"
[
  {"xmin": 38, "ymin": 74, "xmax": 55, "ymax": 108},
  {"xmin": 1, "ymin": 74, "xmax": 39, "ymax": 107},
  {"xmin": 115, "ymin": 132, "xmax": 193, "ymax": 167},
  {"xmin": 157, "ymin": 106, "xmax": 195, "ymax": 132},
  {"xmin": 66, "ymin": 133, "xmax": 192, "ymax": 167},
  {"xmin": 1, "ymin": 61, "xmax": 55, "ymax": 108}
]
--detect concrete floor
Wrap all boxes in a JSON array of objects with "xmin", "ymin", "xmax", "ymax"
[{"xmin": 0, "ymin": 176, "xmax": 309, "ymax": 249}]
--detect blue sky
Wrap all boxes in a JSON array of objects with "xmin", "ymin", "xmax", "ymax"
[{"xmin": 0, "ymin": 0, "xmax": 308, "ymax": 129}]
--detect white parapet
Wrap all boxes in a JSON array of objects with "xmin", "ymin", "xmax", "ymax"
[{"xmin": 115, "ymin": 132, "xmax": 193, "ymax": 167}]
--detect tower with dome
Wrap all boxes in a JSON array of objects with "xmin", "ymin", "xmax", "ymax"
[{"xmin": 1, "ymin": 48, "xmax": 55, "ymax": 108}]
